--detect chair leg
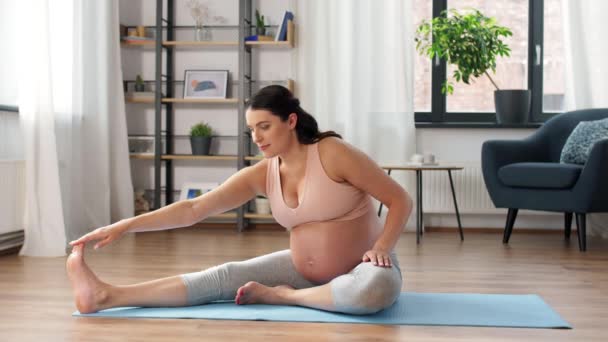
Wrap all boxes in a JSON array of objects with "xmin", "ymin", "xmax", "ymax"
[
  {"xmin": 564, "ymin": 212, "xmax": 573, "ymax": 239},
  {"xmin": 503, "ymin": 208, "xmax": 518, "ymax": 244},
  {"xmin": 575, "ymin": 213, "xmax": 587, "ymax": 252}
]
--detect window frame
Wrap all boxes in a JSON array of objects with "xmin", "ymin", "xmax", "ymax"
[{"xmin": 415, "ymin": 0, "xmax": 557, "ymax": 127}]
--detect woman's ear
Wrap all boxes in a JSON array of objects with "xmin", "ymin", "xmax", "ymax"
[{"xmin": 288, "ymin": 113, "xmax": 298, "ymax": 129}]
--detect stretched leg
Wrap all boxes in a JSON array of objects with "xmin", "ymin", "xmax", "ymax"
[
  {"xmin": 67, "ymin": 244, "xmax": 189, "ymax": 313},
  {"xmin": 67, "ymin": 245, "xmax": 315, "ymax": 313},
  {"xmin": 239, "ymin": 252, "xmax": 403, "ymax": 315}
]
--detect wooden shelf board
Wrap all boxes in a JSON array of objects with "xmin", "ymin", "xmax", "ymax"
[
  {"xmin": 164, "ymin": 41, "xmax": 238, "ymax": 47},
  {"xmin": 126, "ymin": 97, "xmax": 154, "ymax": 103},
  {"xmin": 245, "ymin": 41, "xmax": 292, "ymax": 47},
  {"xmin": 163, "ymin": 98, "xmax": 238, "ymax": 104},
  {"xmin": 130, "ymin": 154, "xmax": 238, "ymax": 161},
  {"xmin": 130, "ymin": 153, "xmax": 154, "ymax": 159},
  {"xmin": 163, "ymin": 155, "xmax": 238, "ymax": 161},
  {"xmin": 244, "ymin": 213, "xmax": 274, "ymax": 220},
  {"xmin": 244, "ymin": 156, "xmax": 264, "ymax": 161},
  {"xmin": 126, "ymin": 98, "xmax": 238, "ymax": 104}
]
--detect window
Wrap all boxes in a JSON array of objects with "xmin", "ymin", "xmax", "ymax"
[
  {"xmin": 414, "ymin": 0, "xmax": 563, "ymax": 125},
  {"xmin": 413, "ymin": 0, "xmax": 432, "ymax": 112},
  {"xmin": 543, "ymin": 0, "xmax": 565, "ymax": 113}
]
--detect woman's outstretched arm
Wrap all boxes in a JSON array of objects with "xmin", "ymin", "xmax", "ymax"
[
  {"xmin": 70, "ymin": 160, "xmax": 267, "ymax": 247},
  {"xmin": 128, "ymin": 160, "xmax": 268, "ymax": 233}
]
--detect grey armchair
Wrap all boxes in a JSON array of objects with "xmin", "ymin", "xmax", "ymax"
[{"xmin": 482, "ymin": 109, "xmax": 608, "ymax": 251}]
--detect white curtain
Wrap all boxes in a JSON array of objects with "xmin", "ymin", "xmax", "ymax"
[
  {"xmin": 562, "ymin": 0, "xmax": 608, "ymax": 238},
  {"xmin": 294, "ymin": 0, "xmax": 417, "ymax": 228},
  {"xmin": 17, "ymin": 0, "xmax": 134, "ymax": 257}
]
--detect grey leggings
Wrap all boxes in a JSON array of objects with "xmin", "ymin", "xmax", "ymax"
[{"xmin": 180, "ymin": 249, "xmax": 402, "ymax": 315}]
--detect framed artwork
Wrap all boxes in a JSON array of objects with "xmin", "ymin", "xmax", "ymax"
[
  {"xmin": 183, "ymin": 70, "xmax": 229, "ymax": 99},
  {"xmin": 179, "ymin": 182, "xmax": 219, "ymax": 201}
]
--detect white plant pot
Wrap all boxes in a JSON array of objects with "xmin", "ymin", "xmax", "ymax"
[{"xmin": 255, "ymin": 198, "xmax": 271, "ymax": 215}]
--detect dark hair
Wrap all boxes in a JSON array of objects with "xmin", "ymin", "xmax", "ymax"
[{"xmin": 247, "ymin": 85, "xmax": 342, "ymax": 144}]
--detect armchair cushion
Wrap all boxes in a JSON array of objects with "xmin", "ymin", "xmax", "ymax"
[
  {"xmin": 560, "ymin": 117, "xmax": 608, "ymax": 164},
  {"xmin": 498, "ymin": 162, "xmax": 583, "ymax": 189}
]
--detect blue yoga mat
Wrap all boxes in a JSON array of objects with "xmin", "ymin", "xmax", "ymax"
[{"xmin": 73, "ymin": 292, "xmax": 571, "ymax": 328}]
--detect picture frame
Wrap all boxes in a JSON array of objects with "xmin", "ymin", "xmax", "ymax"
[
  {"xmin": 179, "ymin": 182, "xmax": 219, "ymax": 201},
  {"xmin": 183, "ymin": 70, "xmax": 229, "ymax": 99}
]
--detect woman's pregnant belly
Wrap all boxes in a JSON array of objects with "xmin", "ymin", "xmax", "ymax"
[{"xmin": 289, "ymin": 211, "xmax": 383, "ymax": 284}]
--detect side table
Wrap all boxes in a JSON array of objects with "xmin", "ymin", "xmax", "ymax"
[{"xmin": 378, "ymin": 164, "xmax": 465, "ymax": 244}]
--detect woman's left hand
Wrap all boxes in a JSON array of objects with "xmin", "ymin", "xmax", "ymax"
[{"xmin": 362, "ymin": 249, "xmax": 392, "ymax": 267}]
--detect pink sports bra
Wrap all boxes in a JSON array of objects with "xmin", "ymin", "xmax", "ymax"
[{"xmin": 266, "ymin": 142, "xmax": 374, "ymax": 230}]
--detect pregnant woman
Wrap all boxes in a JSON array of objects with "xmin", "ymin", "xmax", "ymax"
[{"xmin": 67, "ymin": 85, "xmax": 413, "ymax": 315}]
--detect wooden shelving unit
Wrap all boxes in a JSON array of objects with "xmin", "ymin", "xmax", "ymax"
[
  {"xmin": 125, "ymin": 0, "xmax": 293, "ymax": 230},
  {"xmin": 130, "ymin": 154, "xmax": 238, "ymax": 161},
  {"xmin": 126, "ymin": 98, "xmax": 239, "ymax": 104},
  {"xmin": 121, "ymin": 23, "xmax": 294, "ymax": 49}
]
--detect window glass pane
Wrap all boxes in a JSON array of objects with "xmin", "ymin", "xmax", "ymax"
[
  {"xmin": 413, "ymin": 0, "xmax": 432, "ymax": 112},
  {"xmin": 543, "ymin": 0, "xmax": 565, "ymax": 112},
  {"xmin": 446, "ymin": 1, "xmax": 528, "ymax": 112}
]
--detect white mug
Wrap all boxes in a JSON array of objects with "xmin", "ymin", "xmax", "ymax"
[
  {"xmin": 410, "ymin": 154, "xmax": 423, "ymax": 164},
  {"xmin": 424, "ymin": 153, "xmax": 436, "ymax": 164}
]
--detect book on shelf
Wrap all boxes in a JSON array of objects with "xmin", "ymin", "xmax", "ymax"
[
  {"xmin": 275, "ymin": 11, "xmax": 294, "ymax": 41},
  {"xmin": 245, "ymin": 35, "xmax": 274, "ymax": 42}
]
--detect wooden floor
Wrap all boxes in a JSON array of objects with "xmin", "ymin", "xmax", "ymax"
[{"xmin": 1, "ymin": 226, "xmax": 608, "ymax": 341}]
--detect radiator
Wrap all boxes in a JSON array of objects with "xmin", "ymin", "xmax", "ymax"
[
  {"xmin": 422, "ymin": 162, "xmax": 500, "ymax": 214},
  {"xmin": 0, "ymin": 160, "xmax": 25, "ymax": 234}
]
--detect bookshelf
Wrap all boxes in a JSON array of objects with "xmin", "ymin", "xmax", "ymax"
[{"xmin": 124, "ymin": 0, "xmax": 294, "ymax": 231}]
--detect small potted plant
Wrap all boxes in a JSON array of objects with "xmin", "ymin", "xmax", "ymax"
[
  {"xmin": 415, "ymin": 9, "xmax": 529, "ymax": 124},
  {"xmin": 255, "ymin": 10, "xmax": 266, "ymax": 36},
  {"xmin": 134, "ymin": 74, "xmax": 145, "ymax": 92},
  {"xmin": 190, "ymin": 122, "xmax": 213, "ymax": 155}
]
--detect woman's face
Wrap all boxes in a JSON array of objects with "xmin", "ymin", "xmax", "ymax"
[{"xmin": 246, "ymin": 108, "xmax": 297, "ymax": 158}]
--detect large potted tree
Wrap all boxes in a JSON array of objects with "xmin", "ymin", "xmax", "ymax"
[
  {"xmin": 415, "ymin": 9, "xmax": 530, "ymax": 124},
  {"xmin": 190, "ymin": 122, "xmax": 213, "ymax": 155}
]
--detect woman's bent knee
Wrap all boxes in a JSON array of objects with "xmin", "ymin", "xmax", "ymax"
[{"xmin": 330, "ymin": 264, "xmax": 402, "ymax": 315}]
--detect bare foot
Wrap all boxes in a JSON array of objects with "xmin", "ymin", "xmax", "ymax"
[
  {"xmin": 235, "ymin": 282, "xmax": 294, "ymax": 305},
  {"xmin": 66, "ymin": 244, "xmax": 111, "ymax": 313}
]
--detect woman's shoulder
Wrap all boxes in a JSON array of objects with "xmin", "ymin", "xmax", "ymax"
[
  {"xmin": 317, "ymin": 136, "xmax": 359, "ymax": 157},
  {"xmin": 239, "ymin": 158, "xmax": 270, "ymax": 195},
  {"xmin": 317, "ymin": 137, "xmax": 359, "ymax": 182}
]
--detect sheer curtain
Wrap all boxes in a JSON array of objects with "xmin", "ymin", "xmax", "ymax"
[
  {"xmin": 17, "ymin": 0, "xmax": 133, "ymax": 257},
  {"xmin": 562, "ymin": 0, "xmax": 608, "ymax": 238},
  {"xmin": 294, "ymin": 0, "xmax": 417, "ymax": 227}
]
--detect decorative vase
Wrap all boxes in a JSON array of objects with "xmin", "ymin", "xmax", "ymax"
[
  {"xmin": 194, "ymin": 23, "xmax": 212, "ymax": 41},
  {"xmin": 190, "ymin": 136, "xmax": 212, "ymax": 155},
  {"xmin": 494, "ymin": 90, "xmax": 531, "ymax": 124}
]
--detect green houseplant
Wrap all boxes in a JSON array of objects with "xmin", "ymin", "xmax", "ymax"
[
  {"xmin": 415, "ymin": 9, "xmax": 530, "ymax": 124},
  {"xmin": 190, "ymin": 122, "xmax": 213, "ymax": 155},
  {"xmin": 255, "ymin": 10, "xmax": 266, "ymax": 36}
]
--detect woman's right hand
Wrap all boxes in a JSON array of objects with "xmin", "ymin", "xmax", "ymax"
[{"xmin": 69, "ymin": 220, "xmax": 131, "ymax": 250}]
